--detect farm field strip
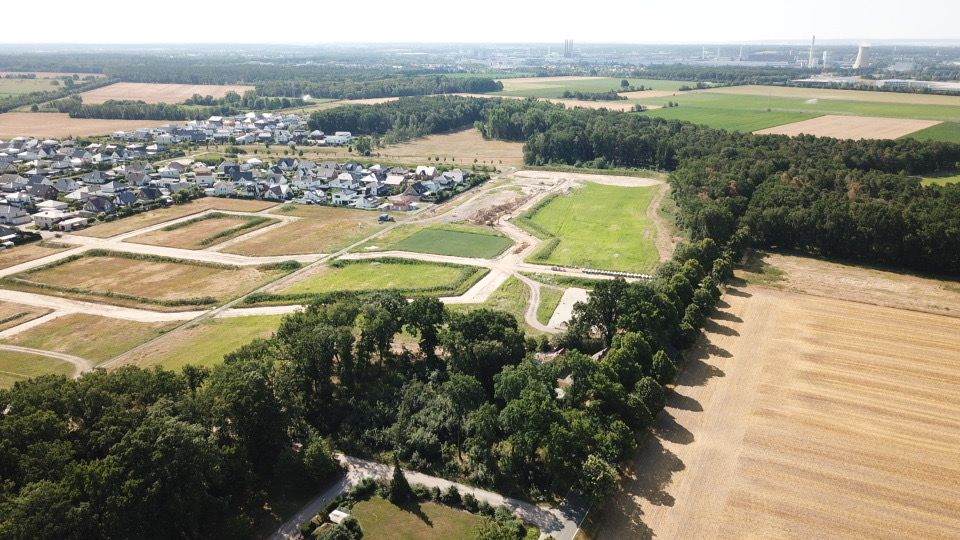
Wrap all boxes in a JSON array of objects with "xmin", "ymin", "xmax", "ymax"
[
  {"xmin": 495, "ymin": 76, "xmax": 692, "ymax": 98},
  {"xmin": 755, "ymin": 114, "xmax": 941, "ymax": 140},
  {"xmin": 78, "ymin": 82, "xmax": 255, "ymax": 104},
  {"xmin": 0, "ymin": 112, "xmax": 171, "ymax": 139},
  {"xmin": 704, "ymin": 84, "xmax": 960, "ymax": 106},
  {"xmin": 595, "ymin": 284, "xmax": 960, "ymax": 540}
]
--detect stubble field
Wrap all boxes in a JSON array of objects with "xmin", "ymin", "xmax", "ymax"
[
  {"xmin": 78, "ymin": 82, "xmax": 255, "ymax": 104},
  {"xmin": 754, "ymin": 114, "xmax": 941, "ymax": 139},
  {"xmin": 594, "ymin": 274, "xmax": 960, "ymax": 539},
  {"xmin": 0, "ymin": 112, "xmax": 170, "ymax": 139}
]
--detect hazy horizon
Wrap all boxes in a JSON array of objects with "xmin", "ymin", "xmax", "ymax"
[{"xmin": 1, "ymin": 0, "xmax": 955, "ymax": 45}]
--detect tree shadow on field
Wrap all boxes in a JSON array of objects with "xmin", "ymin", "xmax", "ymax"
[
  {"xmin": 711, "ymin": 309, "xmax": 743, "ymax": 323},
  {"xmin": 398, "ymin": 501, "xmax": 433, "ymax": 526},
  {"xmin": 621, "ymin": 433, "xmax": 685, "ymax": 508},
  {"xmin": 676, "ymin": 347, "xmax": 727, "ymax": 388},
  {"xmin": 668, "ymin": 392, "xmax": 703, "ymax": 412},
  {"xmin": 724, "ymin": 286, "xmax": 752, "ymax": 298},
  {"xmin": 702, "ymin": 319, "xmax": 740, "ymax": 337},
  {"xmin": 656, "ymin": 411, "xmax": 694, "ymax": 445}
]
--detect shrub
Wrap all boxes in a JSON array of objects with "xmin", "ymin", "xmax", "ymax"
[
  {"xmin": 441, "ymin": 485, "xmax": 461, "ymax": 507},
  {"xmin": 462, "ymin": 492, "xmax": 479, "ymax": 512}
]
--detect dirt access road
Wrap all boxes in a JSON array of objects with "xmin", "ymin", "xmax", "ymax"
[{"xmin": 594, "ymin": 282, "xmax": 960, "ymax": 539}]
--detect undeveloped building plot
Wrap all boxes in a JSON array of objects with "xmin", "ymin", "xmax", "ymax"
[
  {"xmin": 126, "ymin": 213, "xmax": 278, "ymax": 250},
  {"xmin": 78, "ymin": 82, "xmax": 255, "ymax": 104},
  {"xmin": 755, "ymin": 114, "xmax": 940, "ymax": 140},
  {"xmin": 0, "ymin": 112, "xmax": 170, "ymax": 139},
  {"xmin": 0, "ymin": 301, "xmax": 51, "ymax": 332},
  {"xmin": 595, "ymin": 284, "xmax": 960, "ymax": 539},
  {"xmin": 75, "ymin": 198, "xmax": 276, "ymax": 238},
  {"xmin": 223, "ymin": 204, "xmax": 385, "ymax": 256}
]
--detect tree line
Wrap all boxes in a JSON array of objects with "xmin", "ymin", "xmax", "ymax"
[{"xmin": 257, "ymin": 76, "xmax": 502, "ymax": 100}]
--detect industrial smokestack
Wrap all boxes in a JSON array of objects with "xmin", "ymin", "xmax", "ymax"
[{"xmin": 808, "ymin": 35, "xmax": 816, "ymax": 67}]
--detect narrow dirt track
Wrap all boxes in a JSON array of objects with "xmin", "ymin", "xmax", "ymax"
[{"xmin": 0, "ymin": 344, "xmax": 93, "ymax": 376}]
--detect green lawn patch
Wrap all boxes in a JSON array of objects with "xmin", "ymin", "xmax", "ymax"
[
  {"xmin": 537, "ymin": 287, "xmax": 563, "ymax": 326},
  {"xmin": 920, "ymin": 173, "xmax": 960, "ymax": 186},
  {"xmin": 392, "ymin": 225, "xmax": 513, "ymax": 258},
  {"xmin": 520, "ymin": 272, "xmax": 606, "ymax": 289},
  {"xmin": 517, "ymin": 182, "xmax": 659, "ymax": 272},
  {"xmin": 350, "ymin": 496, "xmax": 484, "ymax": 540},
  {"xmin": 0, "ymin": 350, "xmax": 76, "ymax": 389},
  {"xmin": 908, "ymin": 121, "xmax": 960, "ymax": 144},
  {"xmin": 448, "ymin": 276, "xmax": 553, "ymax": 335}
]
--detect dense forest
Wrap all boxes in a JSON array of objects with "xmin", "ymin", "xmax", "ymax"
[
  {"xmin": 257, "ymin": 76, "xmax": 502, "ymax": 100},
  {"xmin": 626, "ymin": 64, "xmax": 811, "ymax": 85}
]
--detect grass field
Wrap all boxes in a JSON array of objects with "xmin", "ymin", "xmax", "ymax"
[
  {"xmin": 0, "ymin": 301, "xmax": 51, "ymax": 332},
  {"xmin": 0, "ymin": 112, "xmax": 171, "ymax": 139},
  {"xmin": 223, "ymin": 204, "xmax": 386, "ymax": 256},
  {"xmin": 0, "ymin": 78, "xmax": 59, "ymax": 96},
  {"xmin": 446, "ymin": 276, "xmax": 557, "ymax": 335},
  {"xmin": 126, "ymin": 213, "xmax": 278, "ymax": 250},
  {"xmin": 495, "ymin": 76, "xmax": 691, "ymax": 98},
  {"xmin": 368, "ymin": 223, "xmax": 513, "ymax": 259},
  {"xmin": 1, "ymin": 314, "xmax": 177, "ymax": 365},
  {"xmin": 120, "ymin": 315, "xmax": 283, "ymax": 371},
  {"xmin": 536, "ymin": 286, "xmax": 564, "ymax": 326},
  {"xmin": 910, "ymin": 121, "xmax": 960, "ymax": 143},
  {"xmin": 594, "ymin": 278, "xmax": 960, "ymax": 539},
  {"xmin": 921, "ymin": 173, "xmax": 960, "ymax": 186},
  {"xmin": 635, "ymin": 91, "xmax": 960, "ymax": 140},
  {"xmin": 5, "ymin": 252, "xmax": 288, "ymax": 310},
  {"xmin": 76, "ymin": 198, "xmax": 277, "ymax": 238},
  {"xmin": 518, "ymin": 182, "xmax": 659, "ymax": 272},
  {"xmin": 706, "ymin": 84, "xmax": 960, "ymax": 107},
  {"xmin": 278, "ymin": 259, "xmax": 484, "ymax": 298},
  {"xmin": 78, "ymin": 82, "xmax": 255, "ymax": 104},
  {"xmin": 0, "ymin": 350, "xmax": 75, "ymax": 389},
  {"xmin": 0, "ymin": 241, "xmax": 72, "ymax": 270},
  {"xmin": 350, "ymin": 497, "xmax": 484, "ymax": 540}
]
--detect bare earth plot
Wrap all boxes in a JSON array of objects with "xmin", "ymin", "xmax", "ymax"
[
  {"xmin": 5, "ymin": 253, "xmax": 286, "ymax": 311},
  {"xmin": 595, "ymin": 282, "xmax": 960, "ymax": 539},
  {"xmin": 79, "ymin": 82, "xmax": 255, "ymax": 104},
  {"xmin": 76, "ymin": 198, "xmax": 277, "ymax": 238},
  {"xmin": 224, "ymin": 204, "xmax": 384, "ymax": 256},
  {"xmin": 0, "ymin": 112, "xmax": 170, "ymax": 139},
  {"xmin": 754, "ymin": 114, "xmax": 940, "ymax": 140}
]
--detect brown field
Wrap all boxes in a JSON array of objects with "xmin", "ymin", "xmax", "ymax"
[
  {"xmin": 706, "ymin": 84, "xmax": 960, "ymax": 106},
  {"xmin": 344, "ymin": 97, "xmax": 401, "ymax": 106},
  {"xmin": 453, "ymin": 93, "xmax": 656, "ymax": 112},
  {"xmin": 619, "ymin": 90, "xmax": 682, "ymax": 100},
  {"xmin": 0, "ymin": 301, "xmax": 51, "ymax": 332},
  {"xmin": 223, "ymin": 204, "xmax": 385, "ymax": 256},
  {"xmin": 0, "ymin": 242, "xmax": 72, "ymax": 271},
  {"xmin": 754, "ymin": 114, "xmax": 941, "ymax": 139},
  {"xmin": 10, "ymin": 254, "xmax": 285, "ymax": 310},
  {"xmin": 75, "ymin": 198, "xmax": 276, "ymax": 238},
  {"xmin": 377, "ymin": 128, "xmax": 524, "ymax": 168},
  {"xmin": 1, "ymin": 313, "xmax": 178, "ymax": 365},
  {"xmin": 78, "ymin": 82, "xmax": 255, "ymax": 105},
  {"xmin": 594, "ymin": 280, "xmax": 960, "ymax": 539},
  {"xmin": 126, "ymin": 214, "xmax": 277, "ymax": 250},
  {"xmin": 0, "ymin": 72, "xmax": 105, "ymax": 79},
  {"xmin": 0, "ymin": 112, "xmax": 170, "ymax": 139}
]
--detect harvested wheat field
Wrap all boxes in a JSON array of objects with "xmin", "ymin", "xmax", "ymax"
[
  {"xmin": 378, "ymin": 128, "xmax": 524, "ymax": 168},
  {"xmin": 707, "ymin": 84, "xmax": 960, "ymax": 106},
  {"xmin": 593, "ymin": 282, "xmax": 960, "ymax": 539},
  {"xmin": 79, "ymin": 82, "xmax": 255, "ymax": 104},
  {"xmin": 0, "ymin": 112, "xmax": 169, "ymax": 139},
  {"xmin": 755, "ymin": 114, "xmax": 941, "ymax": 139}
]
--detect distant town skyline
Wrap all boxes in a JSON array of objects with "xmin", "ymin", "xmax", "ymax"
[{"xmin": 0, "ymin": 0, "xmax": 956, "ymax": 45}]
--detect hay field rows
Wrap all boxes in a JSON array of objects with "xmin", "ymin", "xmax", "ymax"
[
  {"xmin": 78, "ymin": 82, "xmax": 255, "ymax": 104},
  {"xmin": 595, "ymin": 283, "xmax": 960, "ymax": 539}
]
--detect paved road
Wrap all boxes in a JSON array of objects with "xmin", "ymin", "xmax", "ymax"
[
  {"xmin": 0, "ymin": 344, "xmax": 93, "ymax": 376},
  {"xmin": 270, "ymin": 455, "xmax": 588, "ymax": 540}
]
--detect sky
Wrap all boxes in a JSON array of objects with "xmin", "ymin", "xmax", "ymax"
[{"xmin": 0, "ymin": 0, "xmax": 955, "ymax": 44}]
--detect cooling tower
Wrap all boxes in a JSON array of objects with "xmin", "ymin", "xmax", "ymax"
[{"xmin": 853, "ymin": 45, "xmax": 870, "ymax": 69}]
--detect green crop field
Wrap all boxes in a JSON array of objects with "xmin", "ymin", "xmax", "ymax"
[
  {"xmin": 921, "ymin": 174, "xmax": 960, "ymax": 186},
  {"xmin": 349, "ymin": 497, "xmax": 485, "ymax": 540},
  {"xmin": 518, "ymin": 182, "xmax": 659, "ymax": 272},
  {"xmin": 280, "ymin": 259, "xmax": 485, "ymax": 297},
  {"xmin": 0, "ymin": 78, "xmax": 58, "ymax": 97},
  {"xmin": 0, "ymin": 350, "xmax": 76, "ymax": 389},
  {"xmin": 390, "ymin": 224, "xmax": 513, "ymax": 258},
  {"xmin": 634, "ymin": 92, "xmax": 960, "ymax": 141},
  {"xmin": 495, "ymin": 77, "xmax": 691, "ymax": 98},
  {"xmin": 126, "ymin": 315, "xmax": 283, "ymax": 371}
]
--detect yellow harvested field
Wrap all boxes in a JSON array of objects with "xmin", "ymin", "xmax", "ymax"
[
  {"xmin": 706, "ymin": 84, "xmax": 960, "ymax": 106},
  {"xmin": 618, "ymin": 90, "xmax": 681, "ymax": 100},
  {"xmin": 754, "ymin": 114, "xmax": 941, "ymax": 140},
  {"xmin": 0, "ymin": 112, "xmax": 169, "ymax": 139},
  {"xmin": 0, "ymin": 242, "xmax": 72, "ymax": 270},
  {"xmin": 75, "ymin": 198, "xmax": 276, "ymax": 238},
  {"xmin": 78, "ymin": 82, "xmax": 255, "ymax": 104},
  {"xmin": 0, "ymin": 71, "xmax": 104, "ymax": 79},
  {"xmin": 453, "ymin": 93, "xmax": 655, "ymax": 112},
  {"xmin": 1, "ymin": 313, "xmax": 178, "ymax": 365},
  {"xmin": 596, "ymin": 283, "xmax": 960, "ymax": 539},
  {"xmin": 377, "ymin": 128, "xmax": 524, "ymax": 168},
  {"xmin": 345, "ymin": 97, "xmax": 401, "ymax": 105},
  {"xmin": 12, "ymin": 254, "xmax": 284, "ymax": 310},
  {"xmin": 223, "ymin": 205, "xmax": 384, "ymax": 256},
  {"xmin": 126, "ymin": 215, "xmax": 276, "ymax": 250},
  {"xmin": 0, "ymin": 301, "xmax": 51, "ymax": 332},
  {"xmin": 498, "ymin": 76, "xmax": 606, "ymax": 85}
]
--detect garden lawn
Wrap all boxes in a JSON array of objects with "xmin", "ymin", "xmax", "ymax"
[
  {"xmin": 1, "ymin": 313, "xmax": 178, "ymax": 365},
  {"xmin": 391, "ymin": 225, "xmax": 513, "ymax": 258},
  {"xmin": 0, "ymin": 350, "xmax": 76, "ymax": 389},
  {"xmin": 520, "ymin": 182, "xmax": 659, "ymax": 272},
  {"xmin": 349, "ymin": 497, "xmax": 484, "ymax": 540},
  {"xmin": 120, "ymin": 315, "xmax": 283, "ymax": 371},
  {"xmin": 279, "ymin": 260, "xmax": 485, "ymax": 298}
]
